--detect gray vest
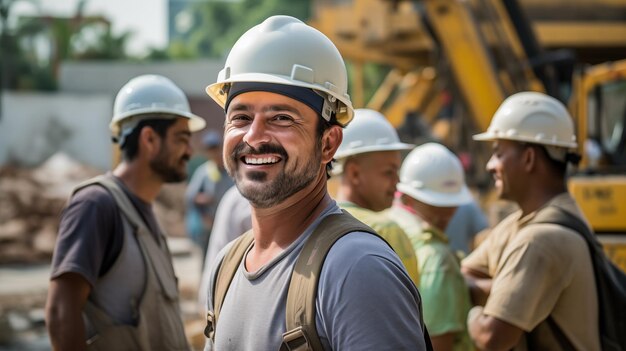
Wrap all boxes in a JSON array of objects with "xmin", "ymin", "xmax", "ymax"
[{"xmin": 74, "ymin": 176, "xmax": 189, "ymax": 351}]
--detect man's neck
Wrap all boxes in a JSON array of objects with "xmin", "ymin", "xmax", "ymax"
[
  {"xmin": 245, "ymin": 173, "xmax": 331, "ymax": 272},
  {"xmin": 113, "ymin": 162, "xmax": 163, "ymax": 203},
  {"xmin": 516, "ymin": 185, "xmax": 568, "ymax": 217}
]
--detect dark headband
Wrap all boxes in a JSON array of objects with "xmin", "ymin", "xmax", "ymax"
[{"xmin": 224, "ymin": 82, "xmax": 325, "ymax": 117}]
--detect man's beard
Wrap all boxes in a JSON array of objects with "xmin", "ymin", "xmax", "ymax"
[
  {"xmin": 150, "ymin": 145, "xmax": 188, "ymax": 183},
  {"xmin": 227, "ymin": 141, "xmax": 322, "ymax": 208}
]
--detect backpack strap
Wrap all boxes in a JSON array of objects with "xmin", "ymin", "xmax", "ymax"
[
  {"xmin": 204, "ymin": 230, "xmax": 254, "ymax": 341},
  {"xmin": 526, "ymin": 202, "xmax": 592, "ymax": 351},
  {"xmin": 280, "ymin": 211, "xmax": 379, "ymax": 351}
]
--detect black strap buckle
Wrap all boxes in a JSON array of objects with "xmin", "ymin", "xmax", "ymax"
[
  {"xmin": 204, "ymin": 311, "xmax": 215, "ymax": 339},
  {"xmin": 280, "ymin": 326, "xmax": 311, "ymax": 351}
]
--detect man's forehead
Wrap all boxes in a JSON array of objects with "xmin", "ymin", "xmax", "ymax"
[{"xmin": 170, "ymin": 117, "xmax": 192, "ymax": 134}]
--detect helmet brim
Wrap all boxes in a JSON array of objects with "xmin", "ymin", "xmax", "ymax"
[
  {"xmin": 473, "ymin": 131, "xmax": 577, "ymax": 148},
  {"xmin": 397, "ymin": 183, "xmax": 473, "ymax": 207},
  {"xmin": 110, "ymin": 108, "xmax": 206, "ymax": 135},
  {"xmin": 334, "ymin": 143, "xmax": 415, "ymax": 160},
  {"xmin": 206, "ymin": 73, "xmax": 354, "ymax": 126}
]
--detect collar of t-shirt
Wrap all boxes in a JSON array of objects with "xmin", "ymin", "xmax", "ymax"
[
  {"xmin": 515, "ymin": 192, "xmax": 572, "ymax": 230},
  {"xmin": 242, "ymin": 200, "xmax": 342, "ymax": 280}
]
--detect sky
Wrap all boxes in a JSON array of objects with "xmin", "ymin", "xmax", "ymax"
[{"xmin": 11, "ymin": 0, "xmax": 168, "ymax": 56}]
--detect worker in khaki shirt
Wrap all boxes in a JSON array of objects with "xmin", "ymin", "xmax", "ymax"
[
  {"xmin": 333, "ymin": 108, "xmax": 420, "ymax": 286},
  {"xmin": 462, "ymin": 92, "xmax": 600, "ymax": 351}
]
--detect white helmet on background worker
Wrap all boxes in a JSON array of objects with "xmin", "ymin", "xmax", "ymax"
[
  {"xmin": 333, "ymin": 108, "xmax": 414, "ymax": 175},
  {"xmin": 206, "ymin": 15, "xmax": 353, "ymax": 126},
  {"xmin": 473, "ymin": 91, "xmax": 577, "ymax": 162},
  {"xmin": 111, "ymin": 74, "xmax": 206, "ymax": 145},
  {"xmin": 397, "ymin": 143, "xmax": 473, "ymax": 207}
]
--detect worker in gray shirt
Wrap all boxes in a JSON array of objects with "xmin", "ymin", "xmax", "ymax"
[{"xmin": 202, "ymin": 15, "xmax": 429, "ymax": 351}]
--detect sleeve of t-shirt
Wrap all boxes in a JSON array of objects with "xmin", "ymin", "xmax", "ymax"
[
  {"xmin": 50, "ymin": 185, "xmax": 121, "ymax": 288},
  {"xmin": 420, "ymin": 249, "xmax": 468, "ymax": 336},
  {"xmin": 316, "ymin": 232, "xmax": 427, "ymax": 351},
  {"xmin": 483, "ymin": 224, "xmax": 575, "ymax": 331},
  {"xmin": 461, "ymin": 231, "xmax": 492, "ymax": 276}
]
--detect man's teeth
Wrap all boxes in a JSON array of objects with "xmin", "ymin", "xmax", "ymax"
[{"xmin": 245, "ymin": 156, "xmax": 279, "ymax": 165}]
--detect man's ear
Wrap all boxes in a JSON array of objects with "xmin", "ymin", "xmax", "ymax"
[
  {"xmin": 522, "ymin": 145, "xmax": 537, "ymax": 173},
  {"xmin": 321, "ymin": 125, "xmax": 342, "ymax": 164},
  {"xmin": 139, "ymin": 127, "xmax": 160, "ymax": 157},
  {"xmin": 343, "ymin": 158, "xmax": 361, "ymax": 185}
]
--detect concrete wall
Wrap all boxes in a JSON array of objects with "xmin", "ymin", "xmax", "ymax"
[{"xmin": 0, "ymin": 92, "xmax": 113, "ymax": 170}]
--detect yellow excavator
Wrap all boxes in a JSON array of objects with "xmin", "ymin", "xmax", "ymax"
[{"xmin": 310, "ymin": 0, "xmax": 626, "ymax": 271}]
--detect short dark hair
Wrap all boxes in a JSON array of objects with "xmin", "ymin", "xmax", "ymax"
[
  {"xmin": 317, "ymin": 114, "xmax": 341, "ymax": 179},
  {"xmin": 121, "ymin": 117, "xmax": 178, "ymax": 161}
]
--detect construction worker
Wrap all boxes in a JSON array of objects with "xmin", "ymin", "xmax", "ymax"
[
  {"xmin": 185, "ymin": 130, "xmax": 234, "ymax": 263},
  {"xmin": 203, "ymin": 15, "xmax": 428, "ymax": 350},
  {"xmin": 462, "ymin": 92, "xmax": 600, "ymax": 350},
  {"xmin": 333, "ymin": 108, "xmax": 420, "ymax": 286},
  {"xmin": 46, "ymin": 74, "xmax": 206, "ymax": 350},
  {"xmin": 386, "ymin": 142, "xmax": 474, "ymax": 351}
]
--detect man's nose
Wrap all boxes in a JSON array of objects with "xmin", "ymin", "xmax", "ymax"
[{"xmin": 242, "ymin": 117, "xmax": 271, "ymax": 147}]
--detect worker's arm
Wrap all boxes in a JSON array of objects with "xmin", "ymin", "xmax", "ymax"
[
  {"xmin": 46, "ymin": 272, "xmax": 91, "ymax": 351},
  {"xmin": 467, "ymin": 306, "xmax": 524, "ymax": 351},
  {"xmin": 461, "ymin": 265, "xmax": 492, "ymax": 306},
  {"xmin": 430, "ymin": 332, "xmax": 455, "ymax": 351}
]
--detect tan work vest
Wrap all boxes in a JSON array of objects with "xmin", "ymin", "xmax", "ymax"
[{"xmin": 75, "ymin": 176, "xmax": 189, "ymax": 351}]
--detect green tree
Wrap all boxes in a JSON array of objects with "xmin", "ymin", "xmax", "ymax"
[{"xmin": 177, "ymin": 0, "xmax": 311, "ymax": 59}]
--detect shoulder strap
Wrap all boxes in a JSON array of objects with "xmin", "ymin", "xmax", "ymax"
[
  {"xmin": 74, "ymin": 175, "xmax": 146, "ymax": 232},
  {"xmin": 205, "ymin": 230, "xmax": 254, "ymax": 341},
  {"xmin": 77, "ymin": 175, "xmax": 179, "ymax": 300},
  {"xmin": 527, "ymin": 203, "xmax": 598, "ymax": 350},
  {"xmin": 280, "ymin": 211, "xmax": 378, "ymax": 351}
]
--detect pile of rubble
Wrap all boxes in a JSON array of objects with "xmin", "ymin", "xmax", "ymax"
[{"xmin": 0, "ymin": 153, "xmax": 187, "ymax": 265}]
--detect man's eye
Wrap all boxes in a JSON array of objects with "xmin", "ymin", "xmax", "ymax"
[
  {"xmin": 274, "ymin": 114, "xmax": 294, "ymax": 121},
  {"xmin": 229, "ymin": 114, "xmax": 251, "ymax": 123}
]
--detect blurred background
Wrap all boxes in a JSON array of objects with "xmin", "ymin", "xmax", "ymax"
[{"xmin": 1, "ymin": 0, "xmax": 625, "ymax": 349}]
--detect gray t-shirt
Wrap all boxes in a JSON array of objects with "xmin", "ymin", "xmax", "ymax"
[
  {"xmin": 206, "ymin": 202, "xmax": 427, "ymax": 351},
  {"xmin": 50, "ymin": 174, "xmax": 161, "ymax": 287}
]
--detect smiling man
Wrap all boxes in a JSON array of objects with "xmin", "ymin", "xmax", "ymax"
[
  {"xmin": 202, "ymin": 16, "xmax": 428, "ymax": 351},
  {"xmin": 462, "ymin": 92, "xmax": 600, "ymax": 350},
  {"xmin": 46, "ymin": 74, "xmax": 206, "ymax": 350}
]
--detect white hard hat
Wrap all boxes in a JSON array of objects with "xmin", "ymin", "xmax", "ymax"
[
  {"xmin": 206, "ymin": 15, "xmax": 354, "ymax": 126},
  {"xmin": 397, "ymin": 143, "xmax": 473, "ymax": 207},
  {"xmin": 473, "ymin": 91, "xmax": 577, "ymax": 149},
  {"xmin": 111, "ymin": 74, "xmax": 206, "ymax": 141},
  {"xmin": 335, "ymin": 108, "xmax": 413, "ymax": 159}
]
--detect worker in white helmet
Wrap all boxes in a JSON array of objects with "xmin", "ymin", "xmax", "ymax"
[
  {"xmin": 202, "ymin": 15, "xmax": 428, "ymax": 351},
  {"xmin": 46, "ymin": 74, "xmax": 206, "ymax": 350},
  {"xmin": 386, "ymin": 142, "xmax": 474, "ymax": 351},
  {"xmin": 333, "ymin": 108, "xmax": 420, "ymax": 287},
  {"xmin": 462, "ymin": 92, "xmax": 600, "ymax": 350}
]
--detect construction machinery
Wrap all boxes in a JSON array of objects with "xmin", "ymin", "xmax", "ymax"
[{"xmin": 310, "ymin": 0, "xmax": 626, "ymax": 271}]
